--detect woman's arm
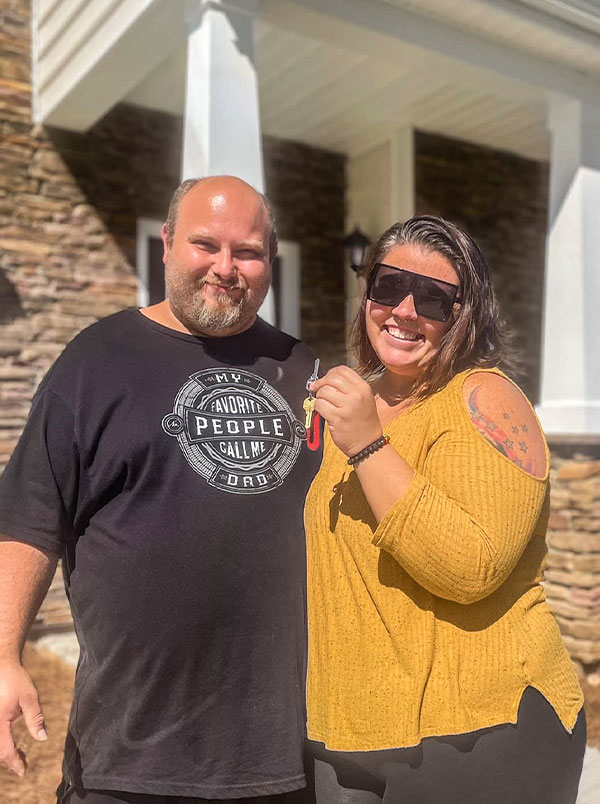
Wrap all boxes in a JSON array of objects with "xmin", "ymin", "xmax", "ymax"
[{"xmin": 313, "ymin": 368, "xmax": 548, "ymax": 604}]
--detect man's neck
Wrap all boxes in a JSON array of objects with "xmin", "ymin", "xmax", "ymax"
[{"xmin": 139, "ymin": 300, "xmax": 256, "ymax": 338}]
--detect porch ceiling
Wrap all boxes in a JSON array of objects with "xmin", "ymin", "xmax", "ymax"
[{"xmin": 125, "ymin": 18, "xmax": 551, "ymax": 161}]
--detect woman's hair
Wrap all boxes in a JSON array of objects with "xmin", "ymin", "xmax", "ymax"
[{"xmin": 351, "ymin": 215, "xmax": 517, "ymax": 400}]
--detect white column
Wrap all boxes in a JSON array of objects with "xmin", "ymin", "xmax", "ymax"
[
  {"xmin": 345, "ymin": 128, "xmax": 415, "ymax": 357},
  {"xmin": 182, "ymin": 0, "xmax": 274, "ymax": 323},
  {"xmin": 182, "ymin": 0, "xmax": 263, "ymax": 187},
  {"xmin": 537, "ymin": 98, "xmax": 600, "ymax": 434}
]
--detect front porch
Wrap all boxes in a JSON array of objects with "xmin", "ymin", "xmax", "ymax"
[{"xmin": 9, "ymin": 0, "xmax": 600, "ymax": 670}]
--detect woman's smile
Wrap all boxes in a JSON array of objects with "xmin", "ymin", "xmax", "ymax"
[{"xmin": 366, "ymin": 242, "xmax": 458, "ymax": 384}]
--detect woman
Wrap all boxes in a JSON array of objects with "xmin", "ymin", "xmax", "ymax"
[{"xmin": 304, "ymin": 216, "xmax": 585, "ymax": 804}]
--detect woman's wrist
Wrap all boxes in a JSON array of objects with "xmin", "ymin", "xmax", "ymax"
[{"xmin": 347, "ymin": 435, "xmax": 390, "ymax": 466}]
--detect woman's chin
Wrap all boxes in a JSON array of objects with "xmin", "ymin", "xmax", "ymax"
[{"xmin": 374, "ymin": 347, "xmax": 424, "ymax": 379}]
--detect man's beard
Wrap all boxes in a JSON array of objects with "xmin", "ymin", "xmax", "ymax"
[{"xmin": 165, "ymin": 268, "xmax": 268, "ymax": 336}]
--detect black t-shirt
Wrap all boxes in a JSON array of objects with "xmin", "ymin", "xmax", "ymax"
[{"xmin": 0, "ymin": 309, "xmax": 322, "ymax": 798}]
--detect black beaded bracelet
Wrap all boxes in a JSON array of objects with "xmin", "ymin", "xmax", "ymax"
[{"xmin": 347, "ymin": 435, "xmax": 390, "ymax": 466}]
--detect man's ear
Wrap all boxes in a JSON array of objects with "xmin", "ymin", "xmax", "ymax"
[{"xmin": 161, "ymin": 223, "xmax": 170, "ymax": 264}]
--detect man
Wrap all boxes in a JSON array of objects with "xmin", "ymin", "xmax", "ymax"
[{"xmin": 0, "ymin": 176, "xmax": 320, "ymax": 803}]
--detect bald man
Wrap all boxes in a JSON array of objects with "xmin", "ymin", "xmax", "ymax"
[{"xmin": 0, "ymin": 177, "xmax": 320, "ymax": 803}]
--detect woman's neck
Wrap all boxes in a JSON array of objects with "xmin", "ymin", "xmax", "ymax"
[
  {"xmin": 372, "ymin": 370, "xmax": 419, "ymax": 423},
  {"xmin": 373, "ymin": 370, "xmax": 417, "ymax": 401}
]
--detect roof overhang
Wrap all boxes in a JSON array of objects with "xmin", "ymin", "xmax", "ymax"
[{"xmin": 33, "ymin": 0, "xmax": 600, "ymax": 159}]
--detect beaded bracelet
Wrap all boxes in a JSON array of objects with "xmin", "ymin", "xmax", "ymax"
[{"xmin": 347, "ymin": 434, "xmax": 390, "ymax": 466}]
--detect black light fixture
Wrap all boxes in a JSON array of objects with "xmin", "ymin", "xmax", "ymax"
[{"xmin": 343, "ymin": 226, "xmax": 372, "ymax": 274}]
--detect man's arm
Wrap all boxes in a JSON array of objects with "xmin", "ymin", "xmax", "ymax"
[{"xmin": 0, "ymin": 537, "xmax": 58, "ymax": 776}]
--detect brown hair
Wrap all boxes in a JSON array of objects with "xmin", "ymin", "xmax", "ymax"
[
  {"xmin": 352, "ymin": 215, "xmax": 517, "ymax": 400},
  {"xmin": 163, "ymin": 177, "xmax": 278, "ymax": 262}
]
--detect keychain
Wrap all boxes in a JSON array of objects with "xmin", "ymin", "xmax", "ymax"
[{"xmin": 303, "ymin": 358, "xmax": 321, "ymax": 451}]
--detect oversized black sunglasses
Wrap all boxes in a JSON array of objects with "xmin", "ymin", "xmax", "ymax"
[{"xmin": 367, "ymin": 262, "xmax": 460, "ymax": 322}]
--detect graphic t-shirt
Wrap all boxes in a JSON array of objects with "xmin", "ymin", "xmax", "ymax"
[{"xmin": 0, "ymin": 309, "xmax": 322, "ymax": 798}]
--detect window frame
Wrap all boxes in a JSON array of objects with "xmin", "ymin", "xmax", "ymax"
[{"xmin": 136, "ymin": 218, "xmax": 165, "ymax": 307}]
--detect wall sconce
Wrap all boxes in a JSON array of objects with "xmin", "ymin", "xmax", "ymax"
[{"xmin": 343, "ymin": 226, "xmax": 372, "ymax": 274}]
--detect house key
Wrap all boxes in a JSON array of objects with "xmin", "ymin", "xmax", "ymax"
[
  {"xmin": 303, "ymin": 358, "xmax": 320, "ymax": 426},
  {"xmin": 304, "ymin": 358, "xmax": 321, "ymax": 450},
  {"xmin": 303, "ymin": 395, "xmax": 315, "ymax": 430}
]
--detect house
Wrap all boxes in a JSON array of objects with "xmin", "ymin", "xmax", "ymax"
[{"xmin": 1, "ymin": 0, "xmax": 600, "ymax": 673}]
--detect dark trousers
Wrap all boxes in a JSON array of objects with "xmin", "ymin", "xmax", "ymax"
[
  {"xmin": 305, "ymin": 688, "xmax": 586, "ymax": 804},
  {"xmin": 56, "ymin": 781, "xmax": 310, "ymax": 804}
]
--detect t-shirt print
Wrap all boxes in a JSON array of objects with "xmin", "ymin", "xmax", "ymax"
[{"xmin": 162, "ymin": 367, "xmax": 307, "ymax": 494}]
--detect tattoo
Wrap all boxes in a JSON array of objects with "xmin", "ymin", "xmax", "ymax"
[{"xmin": 468, "ymin": 386, "xmax": 532, "ymax": 471}]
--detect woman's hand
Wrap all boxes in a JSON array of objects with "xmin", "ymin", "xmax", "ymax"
[{"xmin": 311, "ymin": 366, "xmax": 383, "ymax": 458}]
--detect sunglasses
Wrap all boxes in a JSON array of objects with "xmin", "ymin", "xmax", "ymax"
[{"xmin": 367, "ymin": 262, "xmax": 460, "ymax": 322}]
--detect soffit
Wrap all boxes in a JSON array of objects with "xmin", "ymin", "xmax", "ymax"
[
  {"xmin": 380, "ymin": 0, "xmax": 600, "ymax": 77},
  {"xmin": 126, "ymin": 18, "xmax": 550, "ymax": 160},
  {"xmin": 253, "ymin": 19, "xmax": 550, "ymax": 159}
]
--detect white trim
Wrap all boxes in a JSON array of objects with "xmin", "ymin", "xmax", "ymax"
[
  {"xmin": 36, "ymin": 0, "xmax": 187, "ymax": 129},
  {"xmin": 515, "ymin": 0, "xmax": 600, "ymax": 35},
  {"xmin": 536, "ymin": 402, "xmax": 600, "ymax": 435},
  {"xmin": 31, "ymin": 0, "xmax": 41, "ymax": 124},
  {"xmin": 275, "ymin": 240, "xmax": 301, "ymax": 338},
  {"xmin": 261, "ymin": 0, "xmax": 600, "ymax": 104},
  {"xmin": 136, "ymin": 217, "xmax": 164, "ymax": 307}
]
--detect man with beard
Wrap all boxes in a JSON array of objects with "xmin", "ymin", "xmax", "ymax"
[{"xmin": 0, "ymin": 176, "xmax": 321, "ymax": 803}]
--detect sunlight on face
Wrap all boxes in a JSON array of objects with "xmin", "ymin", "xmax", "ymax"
[
  {"xmin": 163, "ymin": 179, "xmax": 271, "ymax": 337},
  {"xmin": 366, "ymin": 243, "xmax": 458, "ymax": 385}
]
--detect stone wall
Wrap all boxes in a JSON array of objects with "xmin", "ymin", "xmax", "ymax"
[
  {"xmin": 415, "ymin": 130, "xmax": 548, "ymax": 403},
  {"xmin": 263, "ymin": 136, "xmax": 346, "ymax": 369},
  {"xmin": 546, "ymin": 440, "xmax": 600, "ymax": 676},
  {"xmin": 0, "ymin": 2, "xmax": 141, "ymax": 476}
]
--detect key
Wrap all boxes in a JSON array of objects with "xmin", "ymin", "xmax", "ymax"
[
  {"xmin": 303, "ymin": 395, "xmax": 315, "ymax": 429},
  {"xmin": 306, "ymin": 358, "xmax": 320, "ymax": 393}
]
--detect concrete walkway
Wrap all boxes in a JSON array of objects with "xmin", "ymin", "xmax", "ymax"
[
  {"xmin": 35, "ymin": 631, "xmax": 80, "ymax": 667},
  {"xmin": 34, "ymin": 632, "xmax": 600, "ymax": 801},
  {"xmin": 578, "ymin": 745, "xmax": 600, "ymax": 804}
]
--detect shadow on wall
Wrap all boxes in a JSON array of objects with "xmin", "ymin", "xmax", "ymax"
[
  {"xmin": 0, "ymin": 268, "xmax": 24, "ymax": 324},
  {"xmin": 46, "ymin": 104, "xmax": 183, "ymax": 267}
]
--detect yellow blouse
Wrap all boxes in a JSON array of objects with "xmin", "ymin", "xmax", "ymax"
[{"xmin": 305, "ymin": 368, "xmax": 583, "ymax": 751}]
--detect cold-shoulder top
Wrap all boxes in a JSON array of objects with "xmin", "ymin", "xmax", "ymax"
[{"xmin": 305, "ymin": 368, "xmax": 583, "ymax": 751}]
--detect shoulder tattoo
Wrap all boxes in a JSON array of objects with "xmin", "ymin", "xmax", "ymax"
[{"xmin": 467, "ymin": 386, "xmax": 532, "ymax": 472}]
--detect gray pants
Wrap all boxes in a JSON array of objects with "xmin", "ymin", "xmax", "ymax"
[
  {"xmin": 305, "ymin": 688, "xmax": 586, "ymax": 804},
  {"xmin": 57, "ymin": 782, "xmax": 311, "ymax": 804}
]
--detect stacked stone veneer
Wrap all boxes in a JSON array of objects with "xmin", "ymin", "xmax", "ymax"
[{"xmin": 545, "ymin": 442, "xmax": 600, "ymax": 675}]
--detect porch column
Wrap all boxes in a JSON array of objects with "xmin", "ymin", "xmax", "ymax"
[
  {"xmin": 537, "ymin": 98, "xmax": 600, "ymax": 434},
  {"xmin": 182, "ymin": 0, "xmax": 274, "ymax": 323},
  {"xmin": 182, "ymin": 0, "xmax": 263, "ymax": 186},
  {"xmin": 345, "ymin": 127, "xmax": 415, "ymax": 353}
]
